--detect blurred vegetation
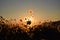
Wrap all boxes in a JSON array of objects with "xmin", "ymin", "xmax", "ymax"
[{"xmin": 0, "ymin": 16, "xmax": 60, "ymax": 40}]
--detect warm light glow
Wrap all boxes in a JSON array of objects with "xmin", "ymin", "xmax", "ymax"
[
  {"xmin": 24, "ymin": 16, "xmax": 34, "ymax": 25},
  {"xmin": 19, "ymin": 9, "xmax": 40, "ymax": 28}
]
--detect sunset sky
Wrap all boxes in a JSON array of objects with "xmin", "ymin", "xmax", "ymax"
[{"xmin": 0, "ymin": 0, "xmax": 60, "ymax": 21}]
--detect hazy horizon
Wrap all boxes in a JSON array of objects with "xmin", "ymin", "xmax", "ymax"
[{"xmin": 0, "ymin": 0, "xmax": 60, "ymax": 21}]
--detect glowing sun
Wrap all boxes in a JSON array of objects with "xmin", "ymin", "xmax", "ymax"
[
  {"xmin": 24, "ymin": 16, "xmax": 34, "ymax": 25},
  {"xmin": 20, "ymin": 9, "xmax": 39, "ymax": 27}
]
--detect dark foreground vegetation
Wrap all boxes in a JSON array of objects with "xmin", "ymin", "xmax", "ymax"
[{"xmin": 0, "ymin": 16, "xmax": 60, "ymax": 40}]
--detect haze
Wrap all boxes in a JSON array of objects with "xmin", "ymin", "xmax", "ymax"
[{"xmin": 0, "ymin": 0, "xmax": 60, "ymax": 21}]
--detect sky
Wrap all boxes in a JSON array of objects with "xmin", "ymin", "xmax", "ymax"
[{"xmin": 0, "ymin": 0, "xmax": 60, "ymax": 21}]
